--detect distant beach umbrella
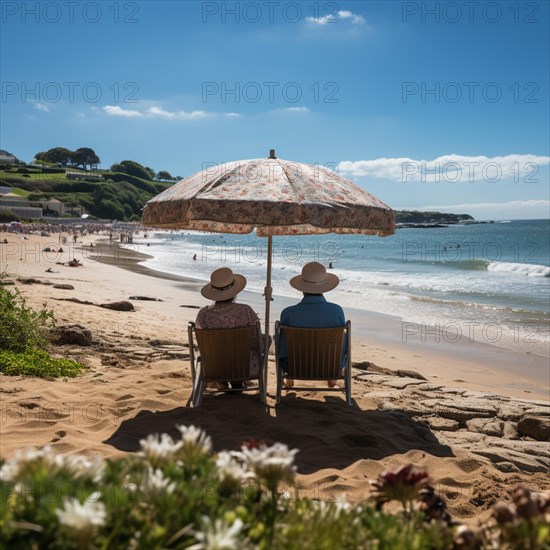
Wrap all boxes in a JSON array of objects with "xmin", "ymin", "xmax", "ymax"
[{"xmin": 142, "ymin": 150, "xmax": 395, "ymax": 384}]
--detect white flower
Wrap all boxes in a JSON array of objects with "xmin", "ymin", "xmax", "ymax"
[
  {"xmin": 215, "ymin": 451, "xmax": 255, "ymax": 494},
  {"xmin": 190, "ymin": 516, "xmax": 243, "ymax": 550},
  {"xmin": 240, "ymin": 442, "xmax": 298, "ymax": 492},
  {"xmin": 140, "ymin": 467, "xmax": 176, "ymax": 497},
  {"xmin": 64, "ymin": 454, "xmax": 105, "ymax": 483},
  {"xmin": 139, "ymin": 433, "xmax": 182, "ymax": 465},
  {"xmin": 177, "ymin": 425, "xmax": 212, "ymax": 458},
  {"xmin": 55, "ymin": 491, "xmax": 106, "ymax": 544},
  {"xmin": 333, "ymin": 493, "xmax": 351, "ymax": 515},
  {"xmin": 0, "ymin": 445, "xmax": 58, "ymax": 481},
  {"xmin": 0, "ymin": 446, "xmax": 106, "ymax": 485}
]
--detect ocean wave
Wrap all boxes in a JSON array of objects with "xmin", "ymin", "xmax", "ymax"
[
  {"xmin": 440, "ymin": 259, "xmax": 490, "ymax": 271},
  {"xmin": 487, "ymin": 261, "xmax": 550, "ymax": 277}
]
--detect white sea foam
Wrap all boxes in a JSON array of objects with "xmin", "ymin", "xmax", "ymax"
[{"xmin": 487, "ymin": 261, "xmax": 550, "ymax": 277}]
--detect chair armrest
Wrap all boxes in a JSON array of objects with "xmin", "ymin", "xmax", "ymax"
[
  {"xmin": 188, "ymin": 322, "xmax": 197, "ymax": 382},
  {"xmin": 274, "ymin": 320, "xmax": 281, "ymax": 367}
]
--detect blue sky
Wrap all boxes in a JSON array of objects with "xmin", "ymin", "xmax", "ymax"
[{"xmin": 1, "ymin": 0, "xmax": 549, "ymax": 219}]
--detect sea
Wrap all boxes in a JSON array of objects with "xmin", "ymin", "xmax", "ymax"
[{"xmin": 134, "ymin": 219, "xmax": 550, "ymax": 358}]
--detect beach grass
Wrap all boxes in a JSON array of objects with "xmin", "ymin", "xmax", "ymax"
[{"xmin": 0, "ymin": 286, "xmax": 84, "ymax": 378}]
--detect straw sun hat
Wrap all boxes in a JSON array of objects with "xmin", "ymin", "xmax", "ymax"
[
  {"xmin": 201, "ymin": 267, "xmax": 247, "ymax": 301},
  {"xmin": 290, "ymin": 262, "xmax": 339, "ymax": 294}
]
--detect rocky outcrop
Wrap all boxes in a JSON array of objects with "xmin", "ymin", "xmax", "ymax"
[
  {"xmin": 358, "ymin": 368, "xmax": 550, "ymax": 474},
  {"xmin": 99, "ymin": 301, "xmax": 135, "ymax": 312},
  {"xmin": 517, "ymin": 416, "xmax": 550, "ymax": 442},
  {"xmin": 51, "ymin": 324, "xmax": 92, "ymax": 346}
]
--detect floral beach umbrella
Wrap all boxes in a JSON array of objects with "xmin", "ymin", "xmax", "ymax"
[{"xmin": 141, "ymin": 150, "xmax": 395, "ymax": 378}]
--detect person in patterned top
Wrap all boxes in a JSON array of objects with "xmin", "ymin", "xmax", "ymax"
[{"xmin": 196, "ymin": 267, "xmax": 261, "ymax": 388}]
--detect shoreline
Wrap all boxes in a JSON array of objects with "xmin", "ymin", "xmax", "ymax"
[{"xmin": 92, "ymin": 238, "xmax": 550, "ymax": 400}]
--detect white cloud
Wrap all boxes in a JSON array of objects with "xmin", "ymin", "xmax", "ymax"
[
  {"xmin": 284, "ymin": 107, "xmax": 310, "ymax": 112},
  {"xmin": 34, "ymin": 103, "xmax": 50, "ymax": 112},
  {"xmin": 338, "ymin": 154, "xmax": 550, "ymax": 183},
  {"xmin": 146, "ymin": 106, "xmax": 212, "ymax": 119},
  {"xmin": 306, "ymin": 10, "xmax": 365, "ymax": 25},
  {"xmin": 338, "ymin": 10, "xmax": 366, "ymax": 24},
  {"xmin": 103, "ymin": 105, "xmax": 142, "ymax": 118},
  {"xmin": 102, "ymin": 105, "xmax": 239, "ymax": 120}
]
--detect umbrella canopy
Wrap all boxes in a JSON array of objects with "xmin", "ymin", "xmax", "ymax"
[
  {"xmin": 142, "ymin": 150, "xmax": 395, "ymax": 389},
  {"xmin": 141, "ymin": 150, "xmax": 395, "ymax": 237}
]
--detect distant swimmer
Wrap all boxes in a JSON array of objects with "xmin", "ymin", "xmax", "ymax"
[{"xmin": 193, "ymin": 254, "xmax": 197, "ymax": 260}]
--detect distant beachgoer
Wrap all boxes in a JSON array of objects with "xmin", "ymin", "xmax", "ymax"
[
  {"xmin": 328, "ymin": 262, "xmax": 333, "ymax": 269},
  {"xmin": 68, "ymin": 258, "xmax": 82, "ymax": 267},
  {"xmin": 193, "ymin": 254, "xmax": 197, "ymax": 261}
]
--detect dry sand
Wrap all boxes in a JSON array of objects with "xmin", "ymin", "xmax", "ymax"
[{"xmin": 0, "ymin": 230, "xmax": 548, "ymax": 523}]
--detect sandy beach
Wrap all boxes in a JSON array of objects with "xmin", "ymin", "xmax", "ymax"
[{"xmin": 0, "ymin": 230, "xmax": 548, "ymax": 523}]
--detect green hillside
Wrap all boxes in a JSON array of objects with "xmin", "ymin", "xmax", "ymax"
[{"xmin": 0, "ymin": 164, "xmax": 171, "ymax": 221}]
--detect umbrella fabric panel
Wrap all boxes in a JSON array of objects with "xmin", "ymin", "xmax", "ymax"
[
  {"xmin": 142, "ymin": 157, "xmax": 395, "ymax": 235},
  {"xmin": 146, "ymin": 158, "xmax": 390, "ymax": 208},
  {"xmin": 142, "ymin": 198, "xmax": 395, "ymax": 236}
]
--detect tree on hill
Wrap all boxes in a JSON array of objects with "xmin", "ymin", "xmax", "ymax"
[
  {"xmin": 145, "ymin": 167, "xmax": 156, "ymax": 179},
  {"xmin": 35, "ymin": 147, "xmax": 73, "ymax": 166},
  {"xmin": 110, "ymin": 160, "xmax": 151, "ymax": 181},
  {"xmin": 157, "ymin": 170, "xmax": 173, "ymax": 181},
  {"xmin": 72, "ymin": 148, "xmax": 100, "ymax": 170},
  {"xmin": 34, "ymin": 147, "xmax": 100, "ymax": 169}
]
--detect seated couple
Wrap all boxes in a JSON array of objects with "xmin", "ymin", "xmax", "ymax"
[{"xmin": 196, "ymin": 261, "xmax": 346, "ymax": 388}]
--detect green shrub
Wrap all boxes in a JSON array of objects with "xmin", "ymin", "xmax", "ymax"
[
  {"xmin": 0, "ymin": 287, "xmax": 84, "ymax": 378},
  {"xmin": 0, "ymin": 348, "xmax": 82, "ymax": 377},
  {"xmin": 109, "ymin": 172, "xmax": 157, "ymax": 194},
  {"xmin": 0, "ymin": 287, "xmax": 55, "ymax": 352},
  {"xmin": 0, "ymin": 208, "xmax": 20, "ymax": 223}
]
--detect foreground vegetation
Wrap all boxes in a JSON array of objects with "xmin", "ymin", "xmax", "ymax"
[
  {"xmin": 0, "ymin": 286, "xmax": 83, "ymax": 378},
  {"xmin": 0, "ymin": 427, "xmax": 547, "ymax": 549}
]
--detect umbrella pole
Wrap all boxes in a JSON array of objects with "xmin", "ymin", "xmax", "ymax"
[{"xmin": 263, "ymin": 235, "xmax": 273, "ymax": 393}]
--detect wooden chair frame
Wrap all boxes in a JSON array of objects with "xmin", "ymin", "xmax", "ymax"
[
  {"xmin": 188, "ymin": 322, "xmax": 266, "ymax": 406},
  {"xmin": 274, "ymin": 320, "xmax": 352, "ymax": 405}
]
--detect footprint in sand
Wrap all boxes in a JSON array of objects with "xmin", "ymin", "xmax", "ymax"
[
  {"xmin": 156, "ymin": 389, "xmax": 171, "ymax": 395},
  {"xmin": 116, "ymin": 394, "xmax": 134, "ymax": 401},
  {"xmin": 19, "ymin": 402, "xmax": 40, "ymax": 409},
  {"xmin": 51, "ymin": 430, "xmax": 66, "ymax": 443}
]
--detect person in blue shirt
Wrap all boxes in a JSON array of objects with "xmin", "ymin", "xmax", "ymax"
[{"xmin": 279, "ymin": 262, "xmax": 346, "ymax": 388}]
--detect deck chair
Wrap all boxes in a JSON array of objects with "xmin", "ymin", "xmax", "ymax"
[
  {"xmin": 274, "ymin": 321, "xmax": 352, "ymax": 405},
  {"xmin": 188, "ymin": 322, "xmax": 266, "ymax": 406}
]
